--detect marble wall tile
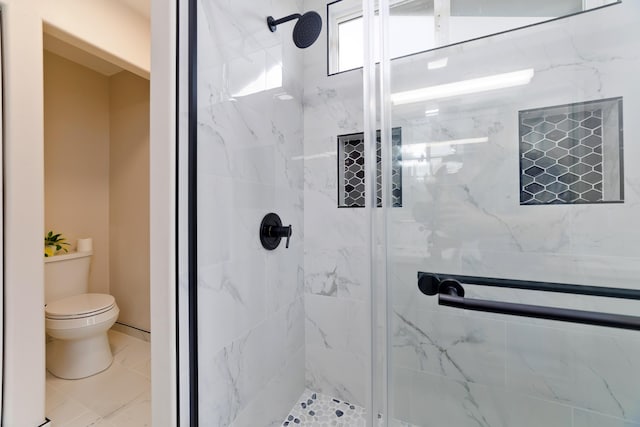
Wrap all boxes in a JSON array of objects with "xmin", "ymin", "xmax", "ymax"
[
  {"xmin": 230, "ymin": 348, "xmax": 305, "ymax": 427},
  {"xmin": 506, "ymin": 322, "xmax": 640, "ymax": 422},
  {"xmin": 574, "ymin": 410, "xmax": 640, "ymax": 427},
  {"xmin": 198, "ymin": 297, "xmax": 304, "ymax": 425},
  {"xmin": 305, "ymin": 344, "xmax": 367, "ymax": 407},
  {"xmin": 304, "ymin": 246, "xmax": 369, "ymax": 300},
  {"xmin": 305, "ymin": 294, "xmax": 367, "ymax": 356},
  {"xmin": 458, "ymin": 250, "xmax": 640, "ymax": 290},
  {"xmin": 197, "ymin": 257, "xmax": 268, "ymax": 357},
  {"xmin": 266, "ymin": 250, "xmax": 305, "ymax": 314},
  {"xmin": 301, "ymin": 0, "xmax": 372, "ymax": 407},
  {"xmin": 392, "ymin": 304, "xmax": 506, "ymax": 388},
  {"xmin": 386, "ymin": 2, "xmax": 640, "ymax": 426},
  {"xmin": 304, "ymin": 172, "xmax": 368, "ymax": 251},
  {"xmin": 392, "ymin": 367, "xmax": 573, "ymax": 427},
  {"xmin": 196, "ymin": 0, "xmax": 306, "ymax": 424}
]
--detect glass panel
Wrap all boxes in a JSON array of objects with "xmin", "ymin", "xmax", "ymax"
[
  {"xmin": 193, "ymin": 0, "xmax": 375, "ymax": 425},
  {"xmin": 383, "ymin": 1, "xmax": 640, "ymax": 426},
  {"xmin": 328, "ymin": 0, "xmax": 620, "ymax": 74},
  {"xmin": 195, "ymin": 0, "xmax": 308, "ymax": 424}
]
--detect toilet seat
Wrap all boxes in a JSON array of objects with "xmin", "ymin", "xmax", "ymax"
[{"xmin": 46, "ymin": 293, "xmax": 115, "ymax": 320}]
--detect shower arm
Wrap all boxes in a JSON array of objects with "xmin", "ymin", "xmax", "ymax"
[
  {"xmin": 267, "ymin": 14, "xmax": 302, "ymax": 32},
  {"xmin": 417, "ymin": 272, "xmax": 640, "ymax": 331}
]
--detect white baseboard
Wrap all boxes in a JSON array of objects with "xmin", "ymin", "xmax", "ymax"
[{"xmin": 111, "ymin": 322, "xmax": 151, "ymax": 342}]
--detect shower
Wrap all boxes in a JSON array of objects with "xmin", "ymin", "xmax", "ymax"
[
  {"xmin": 267, "ymin": 11, "xmax": 322, "ymax": 49},
  {"xmin": 184, "ymin": 1, "xmax": 640, "ymax": 426}
]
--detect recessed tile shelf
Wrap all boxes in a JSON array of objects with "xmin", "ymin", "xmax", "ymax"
[
  {"xmin": 519, "ymin": 98, "xmax": 624, "ymax": 205},
  {"xmin": 338, "ymin": 128, "xmax": 402, "ymax": 208}
]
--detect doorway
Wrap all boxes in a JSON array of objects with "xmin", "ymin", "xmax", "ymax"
[{"xmin": 42, "ymin": 33, "xmax": 151, "ymax": 426}]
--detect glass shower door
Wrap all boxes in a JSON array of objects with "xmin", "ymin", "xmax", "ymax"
[
  {"xmin": 189, "ymin": 0, "xmax": 377, "ymax": 425},
  {"xmin": 192, "ymin": 0, "xmax": 309, "ymax": 424},
  {"xmin": 382, "ymin": 1, "xmax": 640, "ymax": 426}
]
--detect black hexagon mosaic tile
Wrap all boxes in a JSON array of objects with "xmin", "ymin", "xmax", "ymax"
[
  {"xmin": 519, "ymin": 98, "xmax": 624, "ymax": 205},
  {"xmin": 338, "ymin": 128, "xmax": 402, "ymax": 208}
]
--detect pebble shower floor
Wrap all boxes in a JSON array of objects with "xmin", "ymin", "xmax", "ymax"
[{"xmin": 282, "ymin": 390, "xmax": 366, "ymax": 426}]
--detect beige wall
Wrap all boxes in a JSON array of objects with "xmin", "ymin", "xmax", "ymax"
[
  {"xmin": 3, "ymin": 3, "xmax": 48, "ymax": 423},
  {"xmin": 109, "ymin": 71, "xmax": 151, "ymax": 332},
  {"xmin": 44, "ymin": 51, "xmax": 111, "ymax": 295},
  {"xmin": 44, "ymin": 54, "xmax": 151, "ymax": 327},
  {"xmin": 150, "ymin": 0, "xmax": 179, "ymax": 423}
]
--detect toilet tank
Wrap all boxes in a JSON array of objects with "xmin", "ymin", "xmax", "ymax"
[{"xmin": 44, "ymin": 251, "xmax": 93, "ymax": 304}]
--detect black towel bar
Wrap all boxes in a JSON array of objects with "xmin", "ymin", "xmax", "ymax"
[{"xmin": 418, "ymin": 272, "xmax": 640, "ymax": 331}]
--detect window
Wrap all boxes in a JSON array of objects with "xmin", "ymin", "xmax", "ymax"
[{"xmin": 327, "ymin": 0, "xmax": 620, "ymax": 75}]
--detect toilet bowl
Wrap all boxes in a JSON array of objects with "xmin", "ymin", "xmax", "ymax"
[
  {"xmin": 44, "ymin": 249, "xmax": 120, "ymax": 379},
  {"xmin": 45, "ymin": 294, "xmax": 119, "ymax": 379}
]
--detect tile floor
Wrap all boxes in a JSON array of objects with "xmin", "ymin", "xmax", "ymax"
[
  {"xmin": 282, "ymin": 390, "xmax": 416, "ymax": 427},
  {"xmin": 283, "ymin": 390, "xmax": 367, "ymax": 426},
  {"xmin": 46, "ymin": 330, "xmax": 151, "ymax": 426}
]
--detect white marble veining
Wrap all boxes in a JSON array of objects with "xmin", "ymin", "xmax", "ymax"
[
  {"xmin": 198, "ymin": 297, "xmax": 305, "ymax": 426},
  {"xmin": 305, "ymin": 347, "xmax": 367, "ymax": 412},
  {"xmin": 304, "ymin": 246, "xmax": 369, "ymax": 300},
  {"xmin": 393, "ymin": 303, "xmax": 506, "ymax": 388},
  {"xmin": 573, "ymin": 410, "xmax": 640, "ymax": 427},
  {"xmin": 230, "ymin": 348, "xmax": 305, "ymax": 427},
  {"xmin": 392, "ymin": 368, "xmax": 573, "ymax": 427},
  {"xmin": 45, "ymin": 330, "xmax": 151, "ymax": 426},
  {"xmin": 506, "ymin": 323, "xmax": 640, "ymax": 422}
]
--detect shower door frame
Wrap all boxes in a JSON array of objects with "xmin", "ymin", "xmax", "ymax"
[
  {"xmin": 149, "ymin": 0, "xmax": 183, "ymax": 425},
  {"xmin": 0, "ymin": 10, "xmax": 4, "ymax": 422}
]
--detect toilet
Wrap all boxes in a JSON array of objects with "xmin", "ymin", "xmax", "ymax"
[{"xmin": 44, "ymin": 250, "xmax": 119, "ymax": 379}]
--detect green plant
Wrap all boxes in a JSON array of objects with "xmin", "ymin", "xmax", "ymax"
[{"xmin": 44, "ymin": 231, "xmax": 70, "ymax": 257}]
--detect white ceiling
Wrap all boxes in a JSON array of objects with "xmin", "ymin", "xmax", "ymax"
[{"xmin": 116, "ymin": 0, "xmax": 150, "ymax": 20}]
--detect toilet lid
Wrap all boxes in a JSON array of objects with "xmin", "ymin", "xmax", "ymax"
[{"xmin": 45, "ymin": 293, "xmax": 116, "ymax": 319}]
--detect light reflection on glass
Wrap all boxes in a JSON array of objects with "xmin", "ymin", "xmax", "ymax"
[{"xmin": 227, "ymin": 46, "xmax": 283, "ymax": 98}]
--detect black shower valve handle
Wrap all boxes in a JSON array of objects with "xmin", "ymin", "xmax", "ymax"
[
  {"xmin": 283, "ymin": 225, "xmax": 293, "ymax": 248},
  {"xmin": 285, "ymin": 225, "xmax": 292, "ymax": 248},
  {"xmin": 259, "ymin": 213, "xmax": 292, "ymax": 250},
  {"xmin": 268, "ymin": 225, "xmax": 293, "ymax": 248}
]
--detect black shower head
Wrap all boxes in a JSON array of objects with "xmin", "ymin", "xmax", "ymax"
[
  {"xmin": 292, "ymin": 11, "xmax": 322, "ymax": 49},
  {"xmin": 267, "ymin": 11, "xmax": 323, "ymax": 49}
]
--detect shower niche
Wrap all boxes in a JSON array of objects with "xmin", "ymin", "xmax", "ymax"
[
  {"xmin": 337, "ymin": 128, "xmax": 403, "ymax": 208},
  {"xmin": 519, "ymin": 97, "xmax": 624, "ymax": 205}
]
